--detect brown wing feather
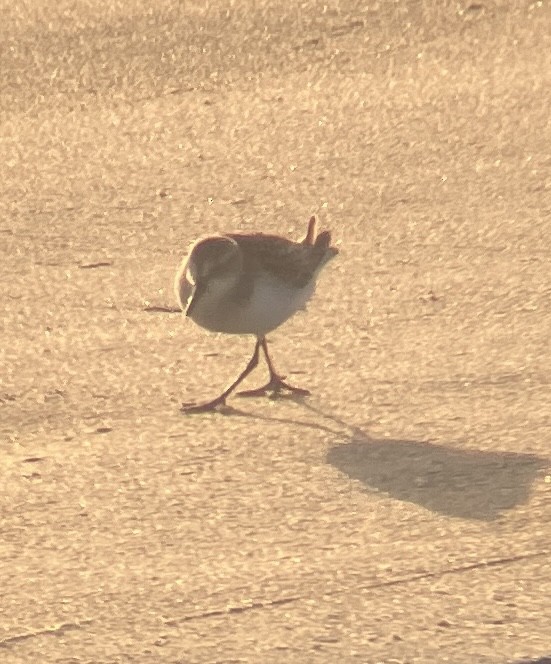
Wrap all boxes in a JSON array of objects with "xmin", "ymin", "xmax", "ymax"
[{"xmin": 227, "ymin": 231, "xmax": 336, "ymax": 289}]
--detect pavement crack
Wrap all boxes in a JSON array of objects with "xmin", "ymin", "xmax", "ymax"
[
  {"xmin": 163, "ymin": 551, "xmax": 549, "ymax": 625},
  {"xmin": 0, "ymin": 619, "xmax": 93, "ymax": 649},
  {"xmin": 167, "ymin": 596, "xmax": 302, "ymax": 624},
  {"xmin": 357, "ymin": 550, "xmax": 550, "ymax": 593}
]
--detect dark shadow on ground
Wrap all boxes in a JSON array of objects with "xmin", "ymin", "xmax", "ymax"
[
  {"xmin": 220, "ymin": 399, "xmax": 546, "ymax": 521},
  {"xmin": 327, "ymin": 438, "xmax": 545, "ymax": 521},
  {"xmin": 293, "ymin": 402, "xmax": 547, "ymax": 522}
]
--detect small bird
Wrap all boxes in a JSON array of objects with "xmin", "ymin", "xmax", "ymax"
[{"xmin": 175, "ymin": 216, "xmax": 338, "ymax": 413}]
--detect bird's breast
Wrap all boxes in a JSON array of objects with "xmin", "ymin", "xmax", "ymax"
[
  {"xmin": 187, "ymin": 272, "xmax": 316, "ymax": 336},
  {"xmin": 229, "ymin": 273, "xmax": 316, "ymax": 336}
]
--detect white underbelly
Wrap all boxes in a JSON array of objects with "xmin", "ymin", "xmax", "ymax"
[
  {"xmin": 187, "ymin": 272, "xmax": 317, "ymax": 336},
  {"xmin": 236, "ymin": 274, "xmax": 315, "ymax": 336}
]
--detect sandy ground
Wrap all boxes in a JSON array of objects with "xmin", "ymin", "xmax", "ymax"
[{"xmin": 1, "ymin": 1, "xmax": 550, "ymax": 662}]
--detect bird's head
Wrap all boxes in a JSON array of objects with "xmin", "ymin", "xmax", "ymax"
[
  {"xmin": 187, "ymin": 236, "xmax": 241, "ymax": 285},
  {"xmin": 175, "ymin": 236, "xmax": 242, "ymax": 317}
]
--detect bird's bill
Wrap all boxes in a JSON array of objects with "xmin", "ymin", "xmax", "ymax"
[{"xmin": 185, "ymin": 281, "xmax": 204, "ymax": 317}]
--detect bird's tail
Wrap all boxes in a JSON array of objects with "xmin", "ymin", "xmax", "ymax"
[
  {"xmin": 302, "ymin": 215, "xmax": 336, "ymax": 251},
  {"xmin": 302, "ymin": 215, "xmax": 339, "ymax": 269},
  {"xmin": 302, "ymin": 215, "xmax": 317, "ymax": 245},
  {"xmin": 315, "ymin": 229, "xmax": 333, "ymax": 251}
]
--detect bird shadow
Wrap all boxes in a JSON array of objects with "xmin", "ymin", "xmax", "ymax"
[
  {"xmin": 313, "ymin": 404, "xmax": 547, "ymax": 522},
  {"xmin": 327, "ymin": 437, "xmax": 545, "ymax": 521},
  {"xmin": 231, "ymin": 400, "xmax": 546, "ymax": 522}
]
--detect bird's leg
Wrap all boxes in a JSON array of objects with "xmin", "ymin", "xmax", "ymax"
[
  {"xmin": 237, "ymin": 337, "xmax": 310, "ymax": 398},
  {"xmin": 260, "ymin": 337, "xmax": 311, "ymax": 395},
  {"xmin": 181, "ymin": 339, "xmax": 261, "ymax": 413}
]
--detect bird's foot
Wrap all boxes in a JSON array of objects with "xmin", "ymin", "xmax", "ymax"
[
  {"xmin": 237, "ymin": 375, "xmax": 310, "ymax": 399},
  {"xmin": 181, "ymin": 395, "xmax": 230, "ymax": 414}
]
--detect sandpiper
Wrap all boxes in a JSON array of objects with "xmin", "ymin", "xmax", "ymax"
[{"xmin": 175, "ymin": 215, "xmax": 338, "ymax": 413}]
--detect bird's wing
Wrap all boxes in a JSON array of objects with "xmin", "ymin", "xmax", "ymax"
[{"xmin": 228, "ymin": 233, "xmax": 335, "ymax": 289}]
